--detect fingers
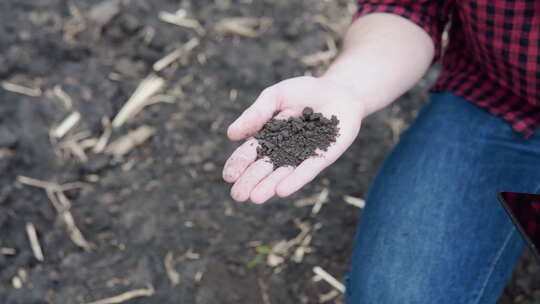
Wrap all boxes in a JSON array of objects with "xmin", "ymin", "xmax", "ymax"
[
  {"xmin": 223, "ymin": 138, "xmax": 258, "ymax": 183},
  {"xmin": 275, "ymin": 129, "xmax": 356, "ymax": 197},
  {"xmin": 250, "ymin": 166, "xmax": 294, "ymax": 204},
  {"xmin": 227, "ymin": 86, "xmax": 281, "ymax": 141},
  {"xmin": 226, "ymin": 107, "xmax": 301, "ymax": 203},
  {"xmin": 276, "ymin": 155, "xmax": 334, "ymax": 198},
  {"xmin": 231, "ymin": 159, "xmax": 274, "ymax": 202}
]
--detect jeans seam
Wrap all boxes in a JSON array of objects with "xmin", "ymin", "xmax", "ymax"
[{"xmin": 472, "ymin": 227, "xmax": 515, "ymax": 304}]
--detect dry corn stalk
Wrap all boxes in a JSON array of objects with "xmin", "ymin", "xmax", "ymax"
[
  {"xmin": 153, "ymin": 37, "xmax": 200, "ymax": 72},
  {"xmin": 86, "ymin": 286, "xmax": 155, "ymax": 304},
  {"xmin": 52, "ymin": 112, "xmax": 81, "ymax": 138},
  {"xmin": 1, "ymin": 81, "xmax": 42, "ymax": 97},
  {"xmin": 313, "ymin": 266, "xmax": 345, "ymax": 293},
  {"xmin": 0, "ymin": 248, "xmax": 16, "ymax": 255},
  {"xmin": 319, "ymin": 290, "xmax": 340, "ymax": 303},
  {"xmin": 25, "ymin": 222, "xmax": 44, "ymax": 262},
  {"xmin": 93, "ymin": 117, "xmax": 112, "ymax": 153},
  {"xmin": 267, "ymin": 220, "xmax": 319, "ymax": 267},
  {"xmin": 158, "ymin": 9, "xmax": 205, "ymax": 35},
  {"xmin": 164, "ymin": 251, "xmax": 180, "ymax": 286},
  {"xmin": 112, "ymin": 75, "xmax": 165, "ymax": 128},
  {"xmin": 17, "ymin": 176, "xmax": 94, "ymax": 251},
  {"xmin": 53, "ymin": 85, "xmax": 73, "ymax": 109},
  {"xmin": 343, "ymin": 195, "xmax": 365, "ymax": 208},
  {"xmin": 293, "ymin": 188, "xmax": 329, "ymax": 215},
  {"xmin": 105, "ymin": 125, "xmax": 156, "ymax": 158},
  {"xmin": 215, "ymin": 17, "xmax": 270, "ymax": 38}
]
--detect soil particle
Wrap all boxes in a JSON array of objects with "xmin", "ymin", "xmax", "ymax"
[
  {"xmin": 81, "ymin": 154, "xmax": 110, "ymax": 173},
  {"xmin": 0, "ymin": 55, "xmax": 8, "ymax": 76},
  {"xmin": 0, "ymin": 127, "xmax": 17, "ymax": 148},
  {"xmin": 0, "ymin": 211, "xmax": 7, "ymax": 229},
  {"xmin": 119, "ymin": 14, "xmax": 142, "ymax": 34},
  {"xmin": 254, "ymin": 107, "xmax": 339, "ymax": 168}
]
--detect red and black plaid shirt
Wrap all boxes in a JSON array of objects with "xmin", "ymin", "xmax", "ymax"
[{"xmin": 355, "ymin": 1, "xmax": 540, "ymax": 137}]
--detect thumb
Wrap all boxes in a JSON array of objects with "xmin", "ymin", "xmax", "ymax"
[{"xmin": 227, "ymin": 86, "xmax": 282, "ymax": 141}]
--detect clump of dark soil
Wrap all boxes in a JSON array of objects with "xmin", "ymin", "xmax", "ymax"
[{"xmin": 254, "ymin": 107, "xmax": 339, "ymax": 168}]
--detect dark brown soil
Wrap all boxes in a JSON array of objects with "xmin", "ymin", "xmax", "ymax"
[
  {"xmin": 254, "ymin": 107, "xmax": 339, "ymax": 168},
  {"xmin": 0, "ymin": 0, "xmax": 537, "ymax": 303}
]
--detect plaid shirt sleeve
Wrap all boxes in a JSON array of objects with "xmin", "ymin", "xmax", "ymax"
[{"xmin": 354, "ymin": 1, "xmax": 454, "ymax": 61}]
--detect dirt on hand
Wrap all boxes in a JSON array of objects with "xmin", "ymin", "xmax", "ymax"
[{"xmin": 254, "ymin": 107, "xmax": 340, "ymax": 168}]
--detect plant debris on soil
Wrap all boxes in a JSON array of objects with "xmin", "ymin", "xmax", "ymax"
[
  {"xmin": 0, "ymin": 0, "xmax": 534, "ymax": 303},
  {"xmin": 254, "ymin": 107, "xmax": 339, "ymax": 168}
]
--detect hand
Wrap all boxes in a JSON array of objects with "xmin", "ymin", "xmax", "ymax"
[{"xmin": 223, "ymin": 76, "xmax": 365, "ymax": 204}]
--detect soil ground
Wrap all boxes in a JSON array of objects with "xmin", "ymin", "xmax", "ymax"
[{"xmin": 0, "ymin": 0, "xmax": 538, "ymax": 303}]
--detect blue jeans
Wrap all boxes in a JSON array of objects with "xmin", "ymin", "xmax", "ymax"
[{"xmin": 345, "ymin": 92, "xmax": 540, "ymax": 303}]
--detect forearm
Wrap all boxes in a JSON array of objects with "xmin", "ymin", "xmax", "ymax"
[{"xmin": 322, "ymin": 13, "xmax": 435, "ymax": 117}]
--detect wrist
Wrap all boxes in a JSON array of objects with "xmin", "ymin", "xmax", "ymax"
[{"xmin": 319, "ymin": 72, "xmax": 369, "ymax": 119}]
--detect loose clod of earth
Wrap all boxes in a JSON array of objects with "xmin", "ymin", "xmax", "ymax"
[{"xmin": 254, "ymin": 107, "xmax": 340, "ymax": 168}]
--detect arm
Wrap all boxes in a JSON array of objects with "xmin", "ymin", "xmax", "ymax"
[
  {"xmin": 322, "ymin": 13, "xmax": 434, "ymax": 116},
  {"xmin": 223, "ymin": 13, "xmax": 435, "ymax": 204}
]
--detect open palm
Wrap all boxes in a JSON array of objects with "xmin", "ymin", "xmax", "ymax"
[{"xmin": 223, "ymin": 76, "xmax": 365, "ymax": 204}]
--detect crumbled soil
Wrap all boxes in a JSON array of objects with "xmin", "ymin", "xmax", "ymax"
[
  {"xmin": 0, "ymin": 0, "xmax": 536, "ymax": 303},
  {"xmin": 254, "ymin": 107, "xmax": 339, "ymax": 168}
]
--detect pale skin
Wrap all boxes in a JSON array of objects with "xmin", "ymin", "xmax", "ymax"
[{"xmin": 223, "ymin": 13, "xmax": 435, "ymax": 204}]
